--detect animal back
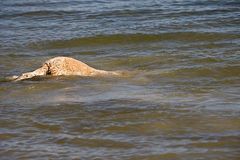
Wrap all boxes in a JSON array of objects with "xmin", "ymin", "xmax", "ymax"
[{"xmin": 46, "ymin": 57, "xmax": 96, "ymax": 76}]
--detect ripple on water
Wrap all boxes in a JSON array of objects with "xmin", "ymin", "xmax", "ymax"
[
  {"xmin": 0, "ymin": 0, "xmax": 240, "ymax": 159},
  {"xmin": 27, "ymin": 32, "xmax": 240, "ymax": 50}
]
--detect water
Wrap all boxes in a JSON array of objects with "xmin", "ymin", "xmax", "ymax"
[{"xmin": 0, "ymin": 0, "xmax": 240, "ymax": 159}]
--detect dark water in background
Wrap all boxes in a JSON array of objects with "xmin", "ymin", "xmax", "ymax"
[{"xmin": 0, "ymin": 0, "xmax": 240, "ymax": 159}]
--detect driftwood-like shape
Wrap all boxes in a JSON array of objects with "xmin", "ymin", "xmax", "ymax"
[{"xmin": 12, "ymin": 57, "xmax": 123, "ymax": 81}]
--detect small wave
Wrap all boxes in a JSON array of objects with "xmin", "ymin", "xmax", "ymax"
[
  {"xmin": 17, "ymin": 10, "xmax": 67, "ymax": 17},
  {"xmin": 0, "ymin": 10, "xmax": 80, "ymax": 19},
  {"xmin": 28, "ymin": 32, "xmax": 240, "ymax": 50},
  {"xmin": 55, "ymin": 137, "xmax": 135, "ymax": 148},
  {"xmin": 0, "ymin": 133, "xmax": 17, "ymax": 140},
  {"xmin": 158, "ymin": 65, "xmax": 240, "ymax": 79}
]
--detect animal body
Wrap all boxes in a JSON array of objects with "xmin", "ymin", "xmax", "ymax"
[{"xmin": 13, "ymin": 57, "xmax": 122, "ymax": 81}]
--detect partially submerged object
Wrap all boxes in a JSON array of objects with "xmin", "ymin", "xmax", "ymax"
[{"xmin": 11, "ymin": 57, "xmax": 123, "ymax": 81}]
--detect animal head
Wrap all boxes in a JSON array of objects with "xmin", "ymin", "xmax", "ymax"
[{"xmin": 14, "ymin": 72, "xmax": 36, "ymax": 81}]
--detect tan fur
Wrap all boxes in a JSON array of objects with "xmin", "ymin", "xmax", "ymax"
[{"xmin": 13, "ymin": 57, "xmax": 122, "ymax": 81}]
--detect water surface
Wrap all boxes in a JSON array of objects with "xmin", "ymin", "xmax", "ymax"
[{"xmin": 0, "ymin": 0, "xmax": 240, "ymax": 159}]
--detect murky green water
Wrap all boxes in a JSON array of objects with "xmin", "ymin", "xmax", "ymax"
[{"xmin": 0, "ymin": 0, "xmax": 240, "ymax": 159}]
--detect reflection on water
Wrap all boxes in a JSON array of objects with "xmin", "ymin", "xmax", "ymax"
[{"xmin": 0, "ymin": 0, "xmax": 240, "ymax": 159}]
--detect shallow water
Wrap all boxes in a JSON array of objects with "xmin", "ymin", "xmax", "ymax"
[{"xmin": 0, "ymin": 0, "xmax": 240, "ymax": 159}]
